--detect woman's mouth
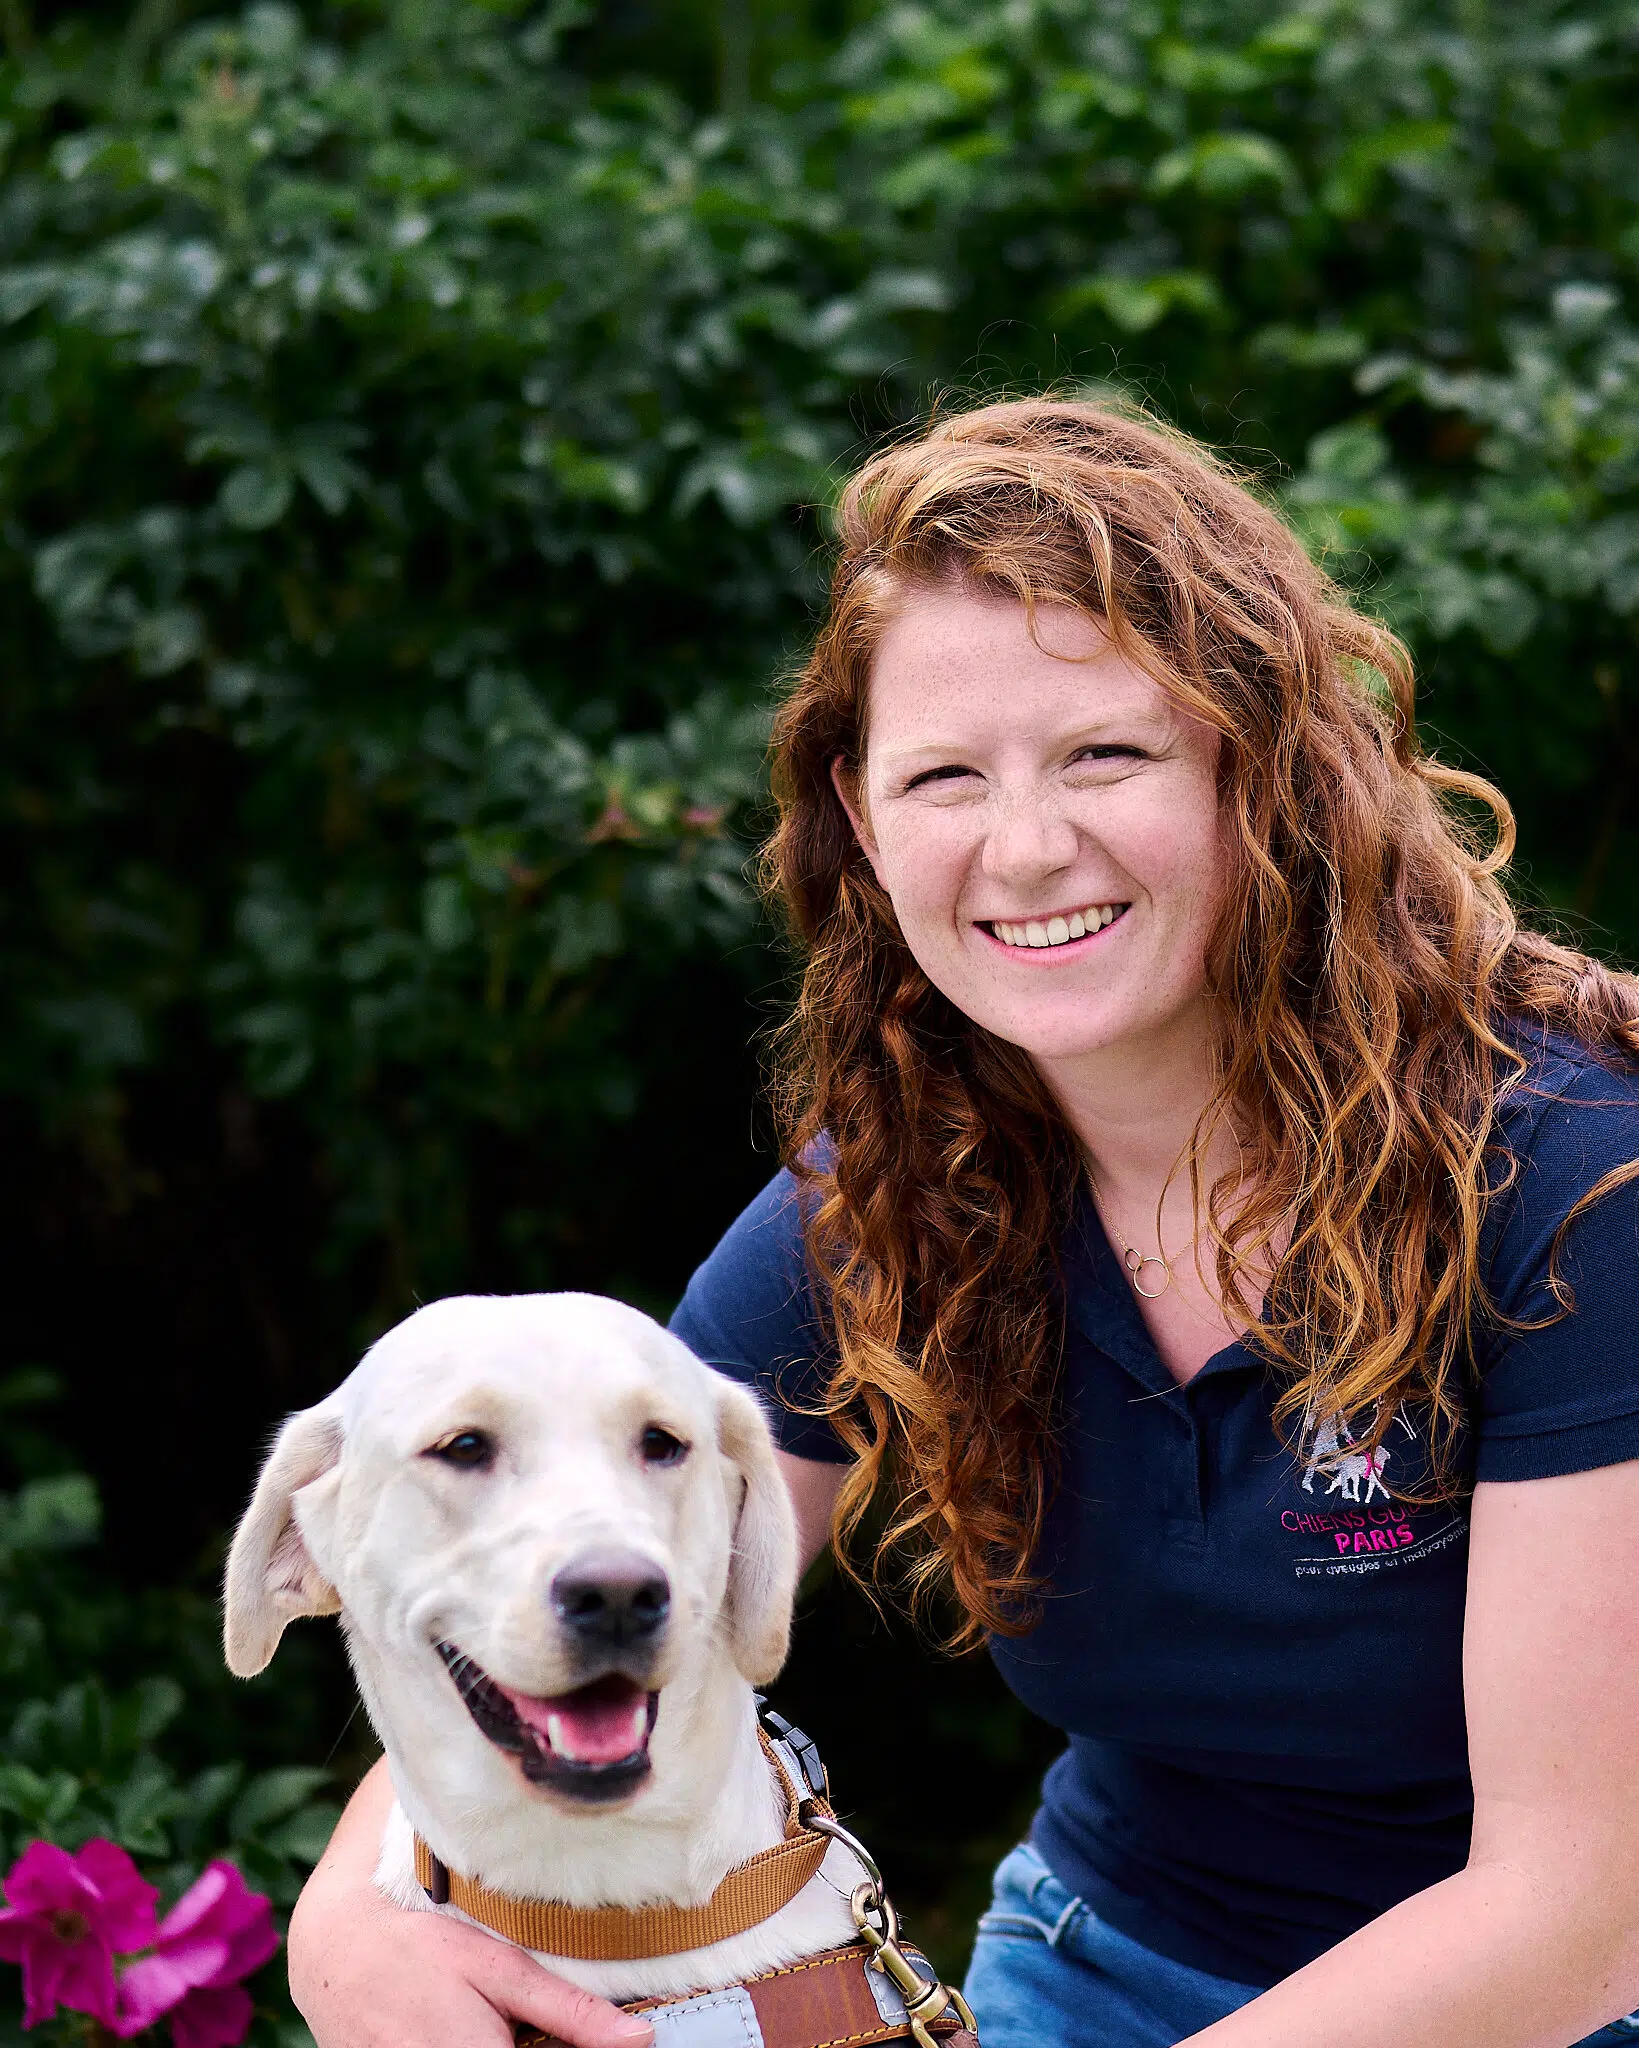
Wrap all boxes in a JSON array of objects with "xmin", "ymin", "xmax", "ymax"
[{"xmin": 980, "ymin": 901, "xmax": 1130, "ymax": 951}]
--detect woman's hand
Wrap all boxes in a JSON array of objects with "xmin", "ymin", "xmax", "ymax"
[{"xmin": 288, "ymin": 1760, "xmax": 654, "ymax": 2048}]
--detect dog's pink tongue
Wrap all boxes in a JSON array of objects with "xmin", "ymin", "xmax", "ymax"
[{"xmin": 500, "ymin": 1676, "xmax": 649, "ymax": 1766}]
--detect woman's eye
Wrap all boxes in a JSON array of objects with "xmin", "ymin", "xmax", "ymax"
[
  {"xmin": 640, "ymin": 1425, "xmax": 689, "ymax": 1467},
  {"xmin": 904, "ymin": 764, "xmax": 975, "ymax": 791},
  {"xmin": 426, "ymin": 1429, "xmax": 494, "ymax": 1470},
  {"xmin": 1073, "ymin": 744, "xmax": 1143, "ymax": 765}
]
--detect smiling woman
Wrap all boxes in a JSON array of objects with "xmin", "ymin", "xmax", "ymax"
[
  {"xmin": 706, "ymin": 398, "xmax": 1639, "ymax": 2046},
  {"xmin": 288, "ymin": 400, "xmax": 1639, "ymax": 2048}
]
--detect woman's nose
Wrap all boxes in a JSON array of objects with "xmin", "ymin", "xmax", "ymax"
[{"xmin": 980, "ymin": 790, "xmax": 1080, "ymax": 886}]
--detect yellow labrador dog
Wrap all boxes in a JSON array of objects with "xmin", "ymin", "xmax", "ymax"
[{"xmin": 223, "ymin": 1293, "xmax": 863, "ymax": 2006}]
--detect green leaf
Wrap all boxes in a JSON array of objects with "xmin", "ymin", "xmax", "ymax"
[
  {"xmin": 1322, "ymin": 121, "xmax": 1454, "ymax": 219},
  {"xmin": 132, "ymin": 606, "xmax": 206, "ymax": 676},
  {"xmin": 1053, "ymin": 270, "xmax": 1225, "ymax": 335},
  {"xmin": 0, "ymin": 1765, "xmax": 83, "ymax": 1833},
  {"xmin": 423, "ymin": 875, "xmax": 476, "ymax": 952},
  {"xmin": 129, "ymin": 1676, "xmax": 186, "ymax": 1745},
  {"xmin": 292, "ymin": 445, "xmax": 366, "ymax": 516},
  {"xmin": 229, "ymin": 1767, "xmax": 335, "ymax": 1839},
  {"xmin": 109, "ymin": 1753, "xmax": 184, "ymax": 1855},
  {"xmin": 220, "ymin": 464, "xmax": 295, "ymax": 530},
  {"xmin": 1150, "ymin": 132, "xmax": 1296, "ymax": 201},
  {"xmin": 261, "ymin": 1801, "xmax": 343, "ymax": 1864},
  {"xmin": 5, "ymin": 1476, "xmax": 101, "ymax": 1555}
]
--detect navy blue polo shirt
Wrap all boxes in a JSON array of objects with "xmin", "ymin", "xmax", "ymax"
[{"xmin": 669, "ymin": 1029, "xmax": 1639, "ymax": 1988}]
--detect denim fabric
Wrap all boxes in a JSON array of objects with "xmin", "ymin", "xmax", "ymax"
[{"xmin": 963, "ymin": 1844, "xmax": 1639, "ymax": 2048}]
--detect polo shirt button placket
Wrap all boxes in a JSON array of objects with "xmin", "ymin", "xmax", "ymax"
[{"xmin": 1159, "ymin": 1396, "xmax": 1208, "ymax": 1545}]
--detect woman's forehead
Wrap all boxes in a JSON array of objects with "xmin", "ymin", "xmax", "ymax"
[{"xmin": 863, "ymin": 586, "xmax": 1173, "ymax": 748}]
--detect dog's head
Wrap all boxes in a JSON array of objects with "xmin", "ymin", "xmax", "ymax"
[{"xmin": 223, "ymin": 1293, "xmax": 796, "ymax": 1809}]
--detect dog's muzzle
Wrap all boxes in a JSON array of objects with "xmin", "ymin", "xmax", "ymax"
[
  {"xmin": 434, "ymin": 1640, "xmax": 660, "ymax": 1803},
  {"xmin": 550, "ymin": 1547, "xmax": 671, "ymax": 1654}
]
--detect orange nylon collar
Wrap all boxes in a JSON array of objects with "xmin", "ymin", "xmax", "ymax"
[{"xmin": 413, "ymin": 1729, "xmax": 834, "ymax": 1961}]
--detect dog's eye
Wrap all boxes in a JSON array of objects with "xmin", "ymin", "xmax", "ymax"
[
  {"xmin": 639, "ymin": 1425, "xmax": 688, "ymax": 1467},
  {"xmin": 426, "ymin": 1429, "xmax": 494, "ymax": 1470}
]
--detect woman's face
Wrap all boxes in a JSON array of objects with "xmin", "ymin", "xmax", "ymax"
[{"xmin": 837, "ymin": 585, "xmax": 1228, "ymax": 1082}]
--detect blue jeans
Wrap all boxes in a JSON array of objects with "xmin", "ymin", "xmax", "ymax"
[{"xmin": 964, "ymin": 1843, "xmax": 1639, "ymax": 2048}]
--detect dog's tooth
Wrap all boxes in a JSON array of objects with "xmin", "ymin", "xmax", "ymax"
[
  {"xmin": 545, "ymin": 1712, "xmax": 569, "ymax": 1758},
  {"xmin": 629, "ymin": 1702, "xmax": 647, "ymax": 1750}
]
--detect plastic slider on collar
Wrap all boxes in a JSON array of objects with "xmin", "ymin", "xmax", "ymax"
[{"xmin": 753, "ymin": 1693, "xmax": 829, "ymax": 1803}]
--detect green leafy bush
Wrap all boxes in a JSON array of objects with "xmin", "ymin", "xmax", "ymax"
[
  {"xmin": 6, "ymin": 0, "xmax": 1639, "ymax": 1309},
  {"xmin": 0, "ymin": 1373, "xmax": 336, "ymax": 2046}
]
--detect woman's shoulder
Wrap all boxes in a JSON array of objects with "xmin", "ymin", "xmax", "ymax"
[
  {"xmin": 1473, "ymin": 1021, "xmax": 1639, "ymax": 1478},
  {"xmin": 1486, "ymin": 1020, "xmax": 1639, "ymax": 1273},
  {"xmin": 665, "ymin": 1162, "xmax": 850, "ymax": 1459},
  {"xmin": 1492, "ymin": 1019, "xmax": 1639, "ymax": 1164},
  {"xmin": 670, "ymin": 1166, "xmax": 814, "ymax": 1328}
]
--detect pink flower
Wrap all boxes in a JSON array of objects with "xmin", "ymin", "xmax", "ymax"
[
  {"xmin": 115, "ymin": 1860, "xmax": 278, "ymax": 2048},
  {"xmin": 0, "ymin": 1837, "xmax": 159, "ymax": 2027}
]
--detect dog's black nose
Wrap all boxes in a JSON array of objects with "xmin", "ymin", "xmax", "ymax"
[{"xmin": 551, "ymin": 1550, "xmax": 671, "ymax": 1647}]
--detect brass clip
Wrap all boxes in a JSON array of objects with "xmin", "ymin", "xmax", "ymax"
[{"xmin": 849, "ymin": 1880, "xmax": 978, "ymax": 2047}]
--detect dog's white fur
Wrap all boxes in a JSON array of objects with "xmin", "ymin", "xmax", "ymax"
[{"xmin": 224, "ymin": 1292, "xmax": 858, "ymax": 2001}]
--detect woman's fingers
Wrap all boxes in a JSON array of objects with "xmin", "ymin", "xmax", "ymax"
[
  {"xmin": 460, "ymin": 1927, "xmax": 654, "ymax": 2048},
  {"xmin": 290, "ymin": 1891, "xmax": 653, "ymax": 2048},
  {"xmin": 286, "ymin": 1761, "xmax": 652, "ymax": 2048}
]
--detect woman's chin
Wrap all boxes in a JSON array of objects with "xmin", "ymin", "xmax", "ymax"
[
  {"xmin": 968, "ymin": 1002, "xmax": 1149, "ymax": 1068},
  {"xmin": 961, "ymin": 991, "xmax": 1213, "ymax": 1076}
]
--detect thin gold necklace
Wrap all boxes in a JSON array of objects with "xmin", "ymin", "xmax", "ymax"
[{"xmin": 1087, "ymin": 1173, "xmax": 1175, "ymax": 1299}]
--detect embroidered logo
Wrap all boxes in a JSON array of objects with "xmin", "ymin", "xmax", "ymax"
[
  {"xmin": 1283, "ymin": 1409, "xmax": 1466, "ymax": 1579},
  {"xmin": 1299, "ymin": 1413, "xmax": 1391, "ymax": 1503}
]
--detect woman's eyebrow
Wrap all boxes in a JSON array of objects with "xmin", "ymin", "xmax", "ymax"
[{"xmin": 876, "ymin": 713, "xmax": 1165, "ymax": 769}]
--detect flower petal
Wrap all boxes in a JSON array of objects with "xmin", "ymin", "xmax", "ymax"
[
  {"xmin": 156, "ymin": 1864, "xmax": 264, "ymax": 1950},
  {"xmin": 116, "ymin": 1949, "xmax": 214, "ymax": 2036},
  {"xmin": 152, "ymin": 1863, "xmax": 277, "ymax": 1988},
  {"xmin": 13, "ymin": 1922, "xmax": 120, "ymax": 2027},
  {"xmin": 220, "ymin": 1906, "xmax": 279, "ymax": 1983},
  {"xmin": 0, "ymin": 1842, "xmax": 82, "ymax": 1917},
  {"xmin": 75, "ymin": 1840, "xmax": 160, "ymax": 1952},
  {"xmin": 168, "ymin": 1981, "xmax": 255, "ymax": 2048}
]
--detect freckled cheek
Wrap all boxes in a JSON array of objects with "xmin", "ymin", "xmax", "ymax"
[
  {"xmin": 1106, "ymin": 808, "xmax": 1227, "ymax": 925},
  {"xmin": 873, "ymin": 822, "xmax": 981, "ymax": 924}
]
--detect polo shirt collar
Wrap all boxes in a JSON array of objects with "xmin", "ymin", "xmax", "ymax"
[{"xmin": 1061, "ymin": 1181, "xmax": 1262, "ymax": 1393}]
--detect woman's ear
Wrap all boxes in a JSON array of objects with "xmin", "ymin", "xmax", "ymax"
[
  {"xmin": 829, "ymin": 755, "xmax": 889, "ymax": 892},
  {"xmin": 715, "ymin": 1379, "xmax": 798, "ymax": 1685}
]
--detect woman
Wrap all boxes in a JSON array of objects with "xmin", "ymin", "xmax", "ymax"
[{"xmin": 287, "ymin": 400, "xmax": 1639, "ymax": 2048}]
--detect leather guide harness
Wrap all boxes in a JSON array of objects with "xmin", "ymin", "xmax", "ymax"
[{"xmin": 417, "ymin": 1698, "xmax": 979, "ymax": 2048}]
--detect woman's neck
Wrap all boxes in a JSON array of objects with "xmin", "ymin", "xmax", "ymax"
[
  {"xmin": 1031, "ymin": 1007, "xmax": 1266, "ymax": 1387},
  {"xmin": 1031, "ymin": 1002, "xmax": 1223, "ymax": 1191}
]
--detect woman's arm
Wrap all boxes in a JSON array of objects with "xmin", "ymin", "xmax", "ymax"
[
  {"xmin": 779, "ymin": 1448, "xmax": 847, "ymax": 1575},
  {"xmin": 285, "ymin": 1452, "xmax": 843, "ymax": 2048},
  {"xmin": 1181, "ymin": 1457, "xmax": 1639, "ymax": 2048},
  {"xmin": 287, "ymin": 1759, "xmax": 654, "ymax": 2048}
]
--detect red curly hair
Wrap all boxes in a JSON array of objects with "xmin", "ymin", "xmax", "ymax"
[{"xmin": 762, "ymin": 396, "xmax": 1639, "ymax": 1645}]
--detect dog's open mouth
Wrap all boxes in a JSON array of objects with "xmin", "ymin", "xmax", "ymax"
[{"xmin": 435, "ymin": 1641, "xmax": 658, "ymax": 1801}]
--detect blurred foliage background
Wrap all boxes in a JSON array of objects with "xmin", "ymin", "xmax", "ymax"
[{"xmin": 3, "ymin": 0, "xmax": 1639, "ymax": 2009}]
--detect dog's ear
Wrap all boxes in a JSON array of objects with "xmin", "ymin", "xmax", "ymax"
[
  {"xmin": 223, "ymin": 1401, "xmax": 346, "ymax": 1678},
  {"xmin": 715, "ymin": 1379, "xmax": 798, "ymax": 1684}
]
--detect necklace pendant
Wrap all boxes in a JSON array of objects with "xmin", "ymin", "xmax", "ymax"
[{"xmin": 1123, "ymin": 1245, "xmax": 1173, "ymax": 1298}]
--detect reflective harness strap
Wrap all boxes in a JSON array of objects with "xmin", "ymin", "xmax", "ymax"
[{"xmin": 519, "ymin": 1943, "xmax": 978, "ymax": 2048}]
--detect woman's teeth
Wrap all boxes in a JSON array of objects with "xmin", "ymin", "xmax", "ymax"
[{"xmin": 989, "ymin": 903, "xmax": 1126, "ymax": 949}]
